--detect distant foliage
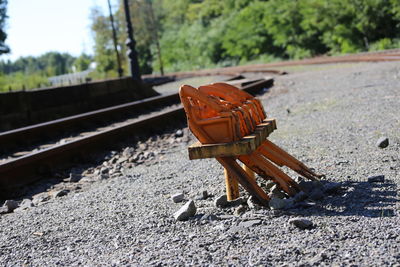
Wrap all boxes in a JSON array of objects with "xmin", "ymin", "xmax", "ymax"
[
  {"xmin": 0, "ymin": 0, "xmax": 8, "ymax": 54},
  {"xmin": 0, "ymin": 52, "xmax": 86, "ymax": 92},
  {"xmin": 90, "ymin": 0, "xmax": 400, "ymax": 75},
  {"xmin": 0, "ymin": 72, "xmax": 49, "ymax": 92},
  {"xmin": 90, "ymin": 7, "xmax": 121, "ymax": 79},
  {"xmin": 73, "ymin": 53, "xmax": 93, "ymax": 72}
]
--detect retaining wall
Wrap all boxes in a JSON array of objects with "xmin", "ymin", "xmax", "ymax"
[{"xmin": 0, "ymin": 77, "xmax": 158, "ymax": 132}]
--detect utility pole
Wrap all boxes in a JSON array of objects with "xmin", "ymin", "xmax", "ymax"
[
  {"xmin": 123, "ymin": 0, "xmax": 142, "ymax": 82},
  {"xmin": 107, "ymin": 0, "xmax": 123, "ymax": 78}
]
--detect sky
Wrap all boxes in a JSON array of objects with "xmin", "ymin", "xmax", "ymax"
[{"xmin": 3, "ymin": 0, "xmax": 114, "ymax": 61}]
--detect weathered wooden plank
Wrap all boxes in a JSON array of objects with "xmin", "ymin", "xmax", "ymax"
[{"xmin": 188, "ymin": 118, "xmax": 276, "ymax": 159}]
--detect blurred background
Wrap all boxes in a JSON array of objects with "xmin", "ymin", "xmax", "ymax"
[{"xmin": 0, "ymin": 0, "xmax": 400, "ymax": 92}]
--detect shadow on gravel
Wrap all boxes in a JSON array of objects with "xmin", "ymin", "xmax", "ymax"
[{"xmin": 291, "ymin": 180, "xmax": 398, "ymax": 218}]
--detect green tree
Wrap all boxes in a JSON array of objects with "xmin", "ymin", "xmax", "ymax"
[
  {"xmin": 0, "ymin": 0, "xmax": 9, "ymax": 54},
  {"xmin": 89, "ymin": 0, "xmax": 400, "ymax": 74},
  {"xmin": 73, "ymin": 53, "xmax": 93, "ymax": 72},
  {"xmin": 0, "ymin": 52, "xmax": 76, "ymax": 91},
  {"xmin": 90, "ymin": 7, "xmax": 119, "ymax": 78},
  {"xmin": 222, "ymin": 1, "xmax": 275, "ymax": 62}
]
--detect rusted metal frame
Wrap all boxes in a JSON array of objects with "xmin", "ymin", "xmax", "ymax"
[
  {"xmin": 258, "ymin": 140, "xmax": 324, "ymax": 180},
  {"xmin": 238, "ymin": 153, "xmax": 299, "ymax": 196}
]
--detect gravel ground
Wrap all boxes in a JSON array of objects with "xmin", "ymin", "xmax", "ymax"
[
  {"xmin": 1, "ymin": 61, "xmax": 399, "ymax": 266},
  {"xmin": 154, "ymin": 75, "xmax": 231, "ymax": 94}
]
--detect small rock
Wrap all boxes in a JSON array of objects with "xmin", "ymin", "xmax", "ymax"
[
  {"xmin": 143, "ymin": 151, "xmax": 154, "ymax": 159},
  {"xmin": 376, "ymin": 137, "xmax": 389, "ymax": 148},
  {"xmin": 173, "ymin": 200, "xmax": 196, "ymax": 221},
  {"xmin": 213, "ymin": 223, "xmax": 226, "ymax": 231},
  {"xmin": 32, "ymin": 193, "xmax": 50, "ymax": 205},
  {"xmin": 201, "ymin": 214, "xmax": 219, "ymax": 222},
  {"xmin": 310, "ymin": 251, "xmax": 328, "ymax": 265},
  {"xmin": 288, "ymin": 217, "xmax": 313, "ymax": 229},
  {"xmin": 268, "ymin": 185, "xmax": 286, "ymax": 199},
  {"xmin": 138, "ymin": 143, "xmax": 147, "ymax": 150},
  {"xmin": 0, "ymin": 206, "xmax": 8, "ymax": 214},
  {"xmin": 110, "ymin": 156, "xmax": 118, "ymax": 164},
  {"xmin": 100, "ymin": 167, "xmax": 109, "ymax": 174},
  {"xmin": 228, "ymin": 225, "xmax": 245, "ymax": 233},
  {"xmin": 168, "ymin": 138, "xmax": 176, "ymax": 144},
  {"xmin": 219, "ymin": 214, "xmax": 235, "ymax": 220},
  {"xmin": 175, "ymin": 129, "xmax": 184, "ymax": 138},
  {"xmin": 269, "ymin": 197, "xmax": 287, "ymax": 210},
  {"xmin": 238, "ymin": 219, "xmax": 262, "ymax": 228},
  {"xmin": 135, "ymin": 160, "xmax": 144, "ymax": 165},
  {"xmin": 196, "ymin": 190, "xmax": 209, "ymax": 200},
  {"xmin": 32, "ymin": 232, "xmax": 44, "ymax": 237},
  {"xmin": 116, "ymin": 157, "xmax": 128, "ymax": 165},
  {"xmin": 52, "ymin": 189, "xmax": 69, "ymax": 198},
  {"xmin": 171, "ymin": 193, "xmax": 184, "ymax": 203},
  {"xmin": 100, "ymin": 174, "xmax": 109, "ymax": 180},
  {"xmin": 68, "ymin": 173, "xmax": 81, "ymax": 183},
  {"xmin": 309, "ymin": 188, "xmax": 324, "ymax": 200},
  {"xmin": 19, "ymin": 199, "xmax": 34, "ymax": 209},
  {"xmin": 4, "ymin": 200, "xmax": 19, "ymax": 212},
  {"xmin": 368, "ymin": 175, "xmax": 385, "ymax": 183},
  {"xmin": 262, "ymin": 180, "xmax": 275, "ymax": 192},
  {"xmin": 247, "ymin": 196, "xmax": 262, "ymax": 210},
  {"xmin": 214, "ymin": 195, "xmax": 229, "ymax": 208},
  {"xmin": 234, "ymin": 205, "xmax": 247, "ymax": 216},
  {"xmin": 122, "ymin": 147, "xmax": 135, "ymax": 157}
]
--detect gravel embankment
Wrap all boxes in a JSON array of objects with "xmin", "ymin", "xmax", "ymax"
[{"xmin": 1, "ymin": 61, "xmax": 399, "ymax": 266}]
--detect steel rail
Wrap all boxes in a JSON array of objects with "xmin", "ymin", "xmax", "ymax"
[
  {"xmin": 0, "ymin": 75, "xmax": 252, "ymax": 150},
  {"xmin": 0, "ymin": 79, "xmax": 273, "ymax": 198},
  {"xmin": 157, "ymin": 49, "xmax": 400, "ymax": 79},
  {"xmin": 0, "ymin": 92, "xmax": 180, "ymax": 151}
]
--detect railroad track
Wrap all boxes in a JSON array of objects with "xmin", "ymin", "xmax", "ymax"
[
  {"xmin": 0, "ymin": 78, "xmax": 274, "ymax": 198},
  {"xmin": 161, "ymin": 49, "xmax": 400, "ymax": 79},
  {"xmin": 3, "ymin": 49, "xmax": 399, "ymax": 198}
]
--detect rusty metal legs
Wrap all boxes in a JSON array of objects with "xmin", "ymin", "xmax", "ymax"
[{"xmin": 258, "ymin": 139, "xmax": 324, "ymax": 181}]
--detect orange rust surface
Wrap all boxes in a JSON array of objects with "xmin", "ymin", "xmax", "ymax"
[{"xmin": 180, "ymin": 82, "xmax": 324, "ymax": 204}]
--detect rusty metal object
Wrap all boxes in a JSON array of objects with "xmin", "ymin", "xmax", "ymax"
[{"xmin": 183, "ymin": 82, "xmax": 323, "ymax": 204}]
